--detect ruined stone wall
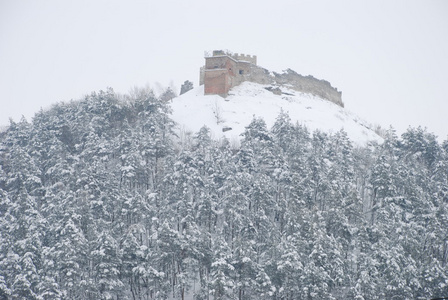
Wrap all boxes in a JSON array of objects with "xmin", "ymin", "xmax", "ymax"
[
  {"xmin": 232, "ymin": 61, "xmax": 253, "ymax": 87},
  {"xmin": 246, "ymin": 66, "xmax": 344, "ymax": 107},
  {"xmin": 274, "ymin": 69, "xmax": 343, "ymax": 107},
  {"xmin": 246, "ymin": 66, "xmax": 273, "ymax": 85}
]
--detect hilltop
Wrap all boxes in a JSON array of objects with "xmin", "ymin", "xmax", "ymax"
[{"xmin": 172, "ymin": 81, "xmax": 382, "ymax": 146}]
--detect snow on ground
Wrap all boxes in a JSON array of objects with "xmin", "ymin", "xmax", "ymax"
[{"xmin": 171, "ymin": 82, "xmax": 382, "ymax": 146}]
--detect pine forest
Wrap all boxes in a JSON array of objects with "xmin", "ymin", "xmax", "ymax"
[{"xmin": 0, "ymin": 88, "xmax": 447, "ymax": 300}]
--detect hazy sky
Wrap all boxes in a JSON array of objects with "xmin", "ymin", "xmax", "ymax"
[{"xmin": 1, "ymin": 0, "xmax": 447, "ymax": 140}]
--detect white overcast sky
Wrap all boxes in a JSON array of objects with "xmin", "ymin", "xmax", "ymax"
[{"xmin": 1, "ymin": 0, "xmax": 447, "ymax": 140}]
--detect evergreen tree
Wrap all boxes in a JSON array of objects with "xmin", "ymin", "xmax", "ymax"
[
  {"xmin": 1, "ymin": 86, "xmax": 447, "ymax": 299},
  {"xmin": 180, "ymin": 80, "xmax": 194, "ymax": 95}
]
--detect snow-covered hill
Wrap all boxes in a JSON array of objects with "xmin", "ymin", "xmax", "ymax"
[{"xmin": 171, "ymin": 82, "xmax": 382, "ymax": 146}]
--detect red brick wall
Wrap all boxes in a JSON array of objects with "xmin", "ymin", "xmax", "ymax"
[
  {"xmin": 204, "ymin": 56, "xmax": 237, "ymax": 96},
  {"xmin": 204, "ymin": 69, "xmax": 231, "ymax": 95}
]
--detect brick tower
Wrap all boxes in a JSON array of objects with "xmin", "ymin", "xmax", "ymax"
[{"xmin": 200, "ymin": 50, "xmax": 257, "ymax": 96}]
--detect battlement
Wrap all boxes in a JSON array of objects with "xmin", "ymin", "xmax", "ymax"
[
  {"xmin": 205, "ymin": 50, "xmax": 257, "ymax": 65},
  {"xmin": 232, "ymin": 53, "xmax": 257, "ymax": 65}
]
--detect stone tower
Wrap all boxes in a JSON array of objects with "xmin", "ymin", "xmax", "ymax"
[{"xmin": 200, "ymin": 50, "xmax": 257, "ymax": 96}]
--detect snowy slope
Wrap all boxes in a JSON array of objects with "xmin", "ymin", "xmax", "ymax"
[{"xmin": 171, "ymin": 82, "xmax": 382, "ymax": 146}]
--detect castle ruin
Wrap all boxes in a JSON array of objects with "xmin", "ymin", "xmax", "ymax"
[
  {"xmin": 200, "ymin": 50, "xmax": 257, "ymax": 96},
  {"xmin": 200, "ymin": 50, "xmax": 344, "ymax": 107}
]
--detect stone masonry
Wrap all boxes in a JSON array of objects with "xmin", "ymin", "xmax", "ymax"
[
  {"xmin": 200, "ymin": 50, "xmax": 257, "ymax": 96},
  {"xmin": 200, "ymin": 50, "xmax": 344, "ymax": 107}
]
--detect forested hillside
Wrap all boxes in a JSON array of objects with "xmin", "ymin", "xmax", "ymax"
[{"xmin": 0, "ymin": 87, "xmax": 447, "ymax": 299}]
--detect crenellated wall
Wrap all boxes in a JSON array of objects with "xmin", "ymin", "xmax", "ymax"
[{"xmin": 231, "ymin": 53, "xmax": 257, "ymax": 65}]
